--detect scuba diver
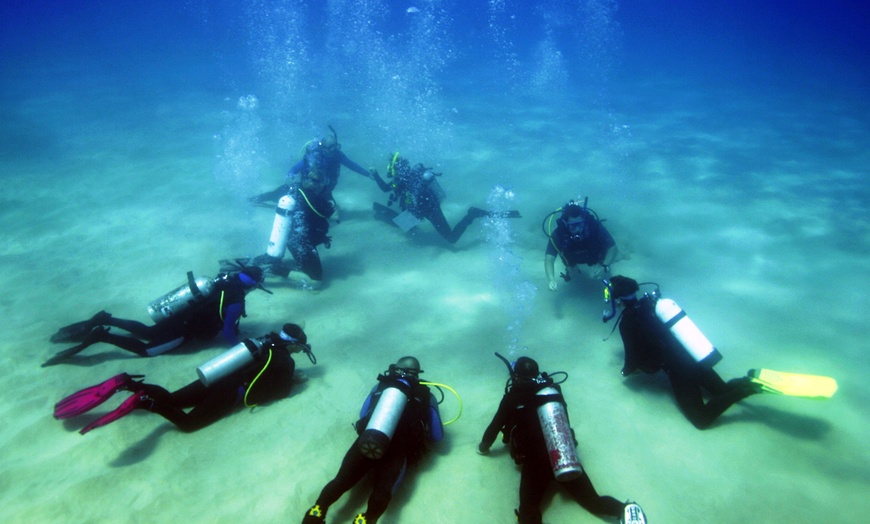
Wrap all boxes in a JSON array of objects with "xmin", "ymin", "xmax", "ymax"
[
  {"xmin": 44, "ymin": 265, "xmax": 268, "ymax": 366},
  {"xmin": 543, "ymin": 198, "xmax": 617, "ymax": 291},
  {"xmin": 247, "ymin": 127, "xmax": 380, "ymax": 289},
  {"xmin": 54, "ymin": 323, "xmax": 315, "ymax": 434},
  {"xmin": 604, "ymin": 275, "xmax": 764, "ymax": 429},
  {"xmin": 478, "ymin": 354, "xmax": 647, "ymax": 524},
  {"xmin": 371, "ymin": 153, "xmax": 521, "ymax": 244},
  {"xmin": 302, "ymin": 356, "xmax": 443, "ymax": 524}
]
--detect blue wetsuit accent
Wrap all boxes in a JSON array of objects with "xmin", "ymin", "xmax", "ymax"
[{"xmin": 221, "ymin": 302, "xmax": 244, "ymax": 345}]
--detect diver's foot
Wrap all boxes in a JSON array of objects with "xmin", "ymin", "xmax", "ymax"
[
  {"xmin": 302, "ymin": 505, "xmax": 326, "ymax": 523},
  {"xmin": 287, "ymin": 271, "xmax": 322, "ymax": 291},
  {"xmin": 730, "ymin": 376, "xmax": 764, "ymax": 395},
  {"xmin": 621, "ymin": 502, "xmax": 647, "ymax": 524},
  {"xmin": 50, "ymin": 311, "xmax": 112, "ymax": 343},
  {"xmin": 467, "ymin": 207, "xmax": 489, "ymax": 219}
]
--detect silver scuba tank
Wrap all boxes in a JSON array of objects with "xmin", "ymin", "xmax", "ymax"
[
  {"xmin": 196, "ymin": 337, "xmax": 265, "ymax": 386},
  {"xmin": 654, "ymin": 298, "xmax": 723, "ymax": 368},
  {"xmin": 266, "ymin": 194, "xmax": 296, "ymax": 258},
  {"xmin": 146, "ymin": 272, "xmax": 216, "ymax": 323},
  {"xmin": 536, "ymin": 386, "xmax": 584, "ymax": 481},
  {"xmin": 358, "ymin": 385, "xmax": 409, "ymax": 459}
]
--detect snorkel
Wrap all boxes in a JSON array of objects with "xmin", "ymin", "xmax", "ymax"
[{"xmin": 601, "ymin": 278, "xmax": 617, "ymax": 323}]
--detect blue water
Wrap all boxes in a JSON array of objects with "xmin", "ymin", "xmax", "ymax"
[{"xmin": 1, "ymin": 1, "xmax": 868, "ymax": 523}]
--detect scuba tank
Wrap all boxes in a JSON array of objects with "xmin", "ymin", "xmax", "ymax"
[
  {"xmin": 654, "ymin": 298, "xmax": 723, "ymax": 368},
  {"xmin": 147, "ymin": 271, "xmax": 216, "ymax": 323},
  {"xmin": 196, "ymin": 336, "xmax": 266, "ymax": 386},
  {"xmin": 358, "ymin": 381, "xmax": 410, "ymax": 459},
  {"xmin": 536, "ymin": 386, "xmax": 584, "ymax": 481},
  {"xmin": 266, "ymin": 194, "xmax": 296, "ymax": 258},
  {"xmin": 422, "ymin": 169, "xmax": 446, "ymax": 203}
]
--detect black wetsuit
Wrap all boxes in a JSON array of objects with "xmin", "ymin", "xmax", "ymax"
[
  {"xmin": 480, "ymin": 381, "xmax": 624, "ymax": 524},
  {"xmin": 96, "ymin": 274, "xmax": 249, "ymax": 356},
  {"xmin": 374, "ymin": 160, "xmax": 484, "ymax": 244},
  {"xmin": 618, "ymin": 295, "xmax": 758, "ymax": 429},
  {"xmin": 139, "ymin": 333, "xmax": 295, "ymax": 432},
  {"xmin": 308, "ymin": 376, "xmax": 442, "ymax": 523},
  {"xmin": 545, "ymin": 213, "xmax": 615, "ymax": 267}
]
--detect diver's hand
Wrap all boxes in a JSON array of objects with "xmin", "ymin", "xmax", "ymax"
[
  {"xmin": 548, "ymin": 279, "xmax": 558, "ymax": 292},
  {"xmin": 590, "ymin": 265, "xmax": 610, "ymax": 280},
  {"xmin": 371, "ymin": 169, "xmax": 391, "ymax": 192}
]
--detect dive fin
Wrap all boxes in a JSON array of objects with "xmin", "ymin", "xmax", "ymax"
[
  {"xmin": 53, "ymin": 373, "xmax": 144, "ymax": 419},
  {"xmin": 749, "ymin": 368, "xmax": 838, "ymax": 399},
  {"xmin": 42, "ymin": 326, "xmax": 110, "ymax": 367},
  {"xmin": 79, "ymin": 390, "xmax": 149, "ymax": 435},
  {"xmin": 49, "ymin": 311, "xmax": 111, "ymax": 343},
  {"xmin": 42, "ymin": 344, "xmax": 90, "ymax": 367}
]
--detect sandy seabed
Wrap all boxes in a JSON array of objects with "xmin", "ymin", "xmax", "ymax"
[{"xmin": 0, "ymin": 74, "xmax": 867, "ymax": 524}]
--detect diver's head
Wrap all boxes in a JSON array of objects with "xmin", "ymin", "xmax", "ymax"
[
  {"xmin": 279, "ymin": 323, "xmax": 307, "ymax": 346},
  {"xmin": 560, "ymin": 204, "xmax": 590, "ymax": 238},
  {"xmin": 280, "ymin": 323, "xmax": 316, "ymax": 363},
  {"xmin": 318, "ymin": 128, "xmax": 340, "ymax": 154},
  {"xmin": 391, "ymin": 356, "xmax": 423, "ymax": 378},
  {"xmin": 238, "ymin": 266, "xmax": 265, "ymax": 289},
  {"xmin": 609, "ymin": 275, "xmax": 639, "ymax": 303},
  {"xmin": 388, "ymin": 155, "xmax": 411, "ymax": 178},
  {"xmin": 513, "ymin": 356, "xmax": 540, "ymax": 382}
]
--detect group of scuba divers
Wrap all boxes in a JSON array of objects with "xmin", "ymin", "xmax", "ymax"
[{"xmin": 44, "ymin": 127, "xmax": 837, "ymax": 524}]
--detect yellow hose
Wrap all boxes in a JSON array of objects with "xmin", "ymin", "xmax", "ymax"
[{"xmin": 421, "ymin": 381, "xmax": 463, "ymax": 425}]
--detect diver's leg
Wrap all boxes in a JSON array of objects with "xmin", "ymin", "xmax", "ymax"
[
  {"xmin": 425, "ymin": 205, "xmax": 458, "ymax": 242},
  {"xmin": 312, "ymin": 441, "xmax": 375, "ymax": 514},
  {"xmin": 563, "ymin": 471, "xmax": 624, "ymax": 517},
  {"xmin": 364, "ymin": 450, "xmax": 407, "ymax": 523},
  {"xmin": 287, "ymin": 232, "xmax": 323, "ymax": 287},
  {"xmin": 669, "ymin": 370, "xmax": 715, "ymax": 429},
  {"xmin": 147, "ymin": 381, "xmax": 239, "ymax": 432},
  {"xmin": 517, "ymin": 458, "xmax": 551, "ymax": 524},
  {"xmin": 104, "ymin": 317, "xmax": 162, "ymax": 338}
]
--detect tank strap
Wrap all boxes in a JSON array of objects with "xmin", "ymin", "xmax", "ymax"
[
  {"xmin": 186, "ymin": 271, "xmax": 203, "ymax": 298},
  {"xmin": 662, "ymin": 309, "xmax": 686, "ymax": 329},
  {"xmin": 534, "ymin": 393, "xmax": 564, "ymax": 407}
]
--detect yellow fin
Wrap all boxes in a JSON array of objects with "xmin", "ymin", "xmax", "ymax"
[{"xmin": 750, "ymin": 368, "xmax": 838, "ymax": 399}]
